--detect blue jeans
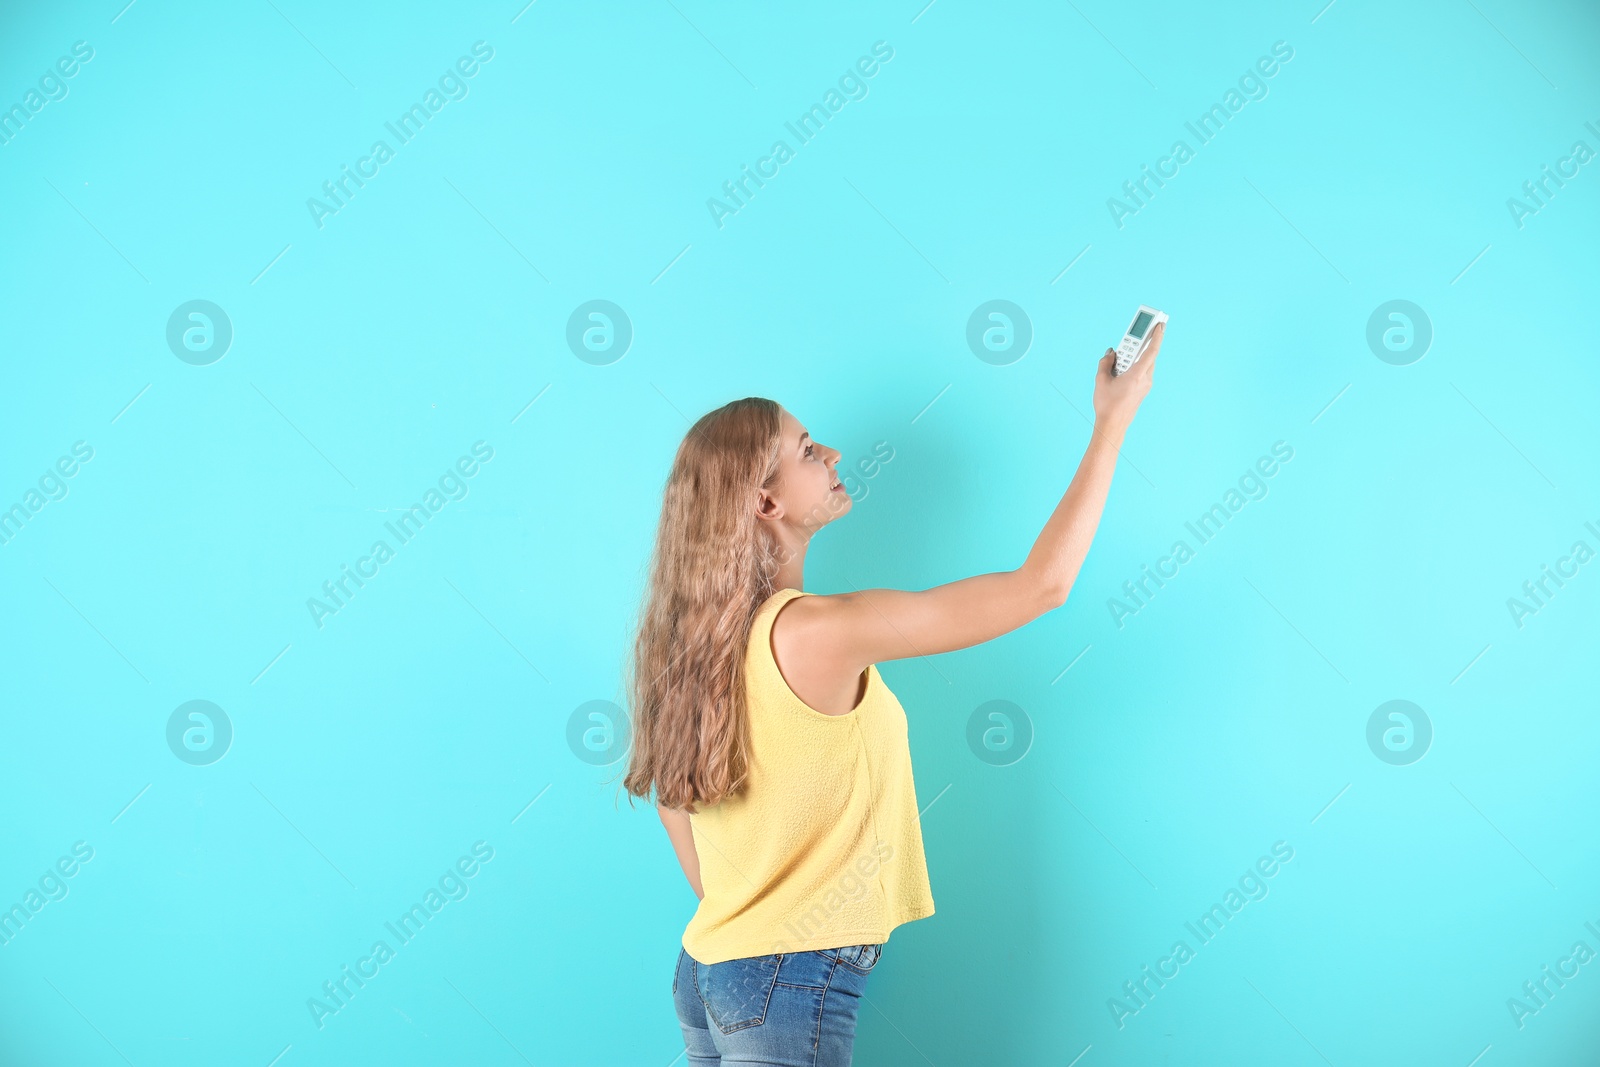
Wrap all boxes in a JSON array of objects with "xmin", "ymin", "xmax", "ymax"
[{"xmin": 673, "ymin": 943, "xmax": 884, "ymax": 1066}]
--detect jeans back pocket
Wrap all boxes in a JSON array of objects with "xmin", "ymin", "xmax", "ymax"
[{"xmin": 698, "ymin": 953, "xmax": 782, "ymax": 1034}]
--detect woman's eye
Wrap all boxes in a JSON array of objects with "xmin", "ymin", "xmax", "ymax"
[{"xmin": 805, "ymin": 445, "xmax": 814, "ymax": 457}]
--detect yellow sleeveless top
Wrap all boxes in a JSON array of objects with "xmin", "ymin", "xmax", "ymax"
[{"xmin": 681, "ymin": 587, "xmax": 936, "ymax": 965}]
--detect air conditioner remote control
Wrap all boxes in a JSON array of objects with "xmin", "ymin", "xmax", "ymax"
[{"xmin": 1113, "ymin": 306, "xmax": 1167, "ymax": 376}]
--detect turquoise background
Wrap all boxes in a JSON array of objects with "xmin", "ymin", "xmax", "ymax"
[{"xmin": 2, "ymin": 0, "xmax": 1598, "ymax": 1063}]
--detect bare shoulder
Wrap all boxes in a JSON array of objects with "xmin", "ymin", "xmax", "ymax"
[
  {"xmin": 768, "ymin": 591, "xmax": 855, "ymax": 668},
  {"xmin": 768, "ymin": 592, "xmax": 869, "ymax": 716}
]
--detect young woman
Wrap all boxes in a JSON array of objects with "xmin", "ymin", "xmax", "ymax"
[{"xmin": 623, "ymin": 322, "xmax": 1165, "ymax": 1065}]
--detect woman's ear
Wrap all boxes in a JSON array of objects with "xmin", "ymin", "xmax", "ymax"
[{"xmin": 755, "ymin": 486, "xmax": 783, "ymax": 522}]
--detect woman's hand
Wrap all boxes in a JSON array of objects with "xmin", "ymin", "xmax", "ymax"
[{"xmin": 1092, "ymin": 319, "xmax": 1165, "ymax": 436}]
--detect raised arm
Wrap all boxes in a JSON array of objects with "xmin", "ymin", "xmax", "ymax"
[{"xmin": 791, "ymin": 322, "xmax": 1164, "ymax": 674}]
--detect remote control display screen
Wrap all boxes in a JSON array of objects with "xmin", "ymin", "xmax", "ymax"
[{"xmin": 1129, "ymin": 311, "xmax": 1153, "ymax": 338}]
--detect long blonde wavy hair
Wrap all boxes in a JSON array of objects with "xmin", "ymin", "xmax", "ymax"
[{"xmin": 622, "ymin": 396, "xmax": 786, "ymax": 812}]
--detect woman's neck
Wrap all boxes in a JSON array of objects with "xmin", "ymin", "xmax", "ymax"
[{"xmin": 771, "ymin": 530, "xmax": 808, "ymax": 591}]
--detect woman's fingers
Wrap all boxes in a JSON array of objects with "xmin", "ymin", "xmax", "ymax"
[{"xmin": 1143, "ymin": 321, "xmax": 1166, "ymax": 366}]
